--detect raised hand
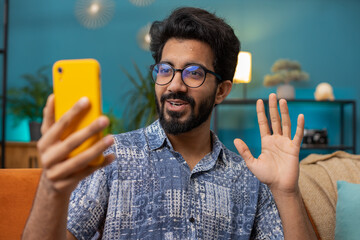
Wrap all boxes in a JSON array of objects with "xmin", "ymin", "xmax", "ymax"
[
  {"xmin": 234, "ymin": 93, "xmax": 304, "ymax": 194},
  {"xmin": 38, "ymin": 94, "xmax": 115, "ymax": 196}
]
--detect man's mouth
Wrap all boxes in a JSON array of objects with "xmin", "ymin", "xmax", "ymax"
[
  {"xmin": 165, "ymin": 99, "xmax": 189, "ymax": 112},
  {"xmin": 160, "ymin": 92, "xmax": 195, "ymax": 108},
  {"xmin": 168, "ymin": 100, "xmax": 188, "ymax": 106}
]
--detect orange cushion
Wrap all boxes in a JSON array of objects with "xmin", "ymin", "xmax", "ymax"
[{"xmin": 0, "ymin": 169, "xmax": 42, "ymax": 239}]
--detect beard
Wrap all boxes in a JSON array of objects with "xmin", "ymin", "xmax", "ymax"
[{"xmin": 155, "ymin": 90, "xmax": 216, "ymax": 135}]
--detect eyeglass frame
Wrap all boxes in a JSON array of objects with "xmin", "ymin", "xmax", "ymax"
[{"xmin": 150, "ymin": 62, "xmax": 222, "ymax": 88}]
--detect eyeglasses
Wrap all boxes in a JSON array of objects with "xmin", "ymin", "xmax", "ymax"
[{"xmin": 151, "ymin": 62, "xmax": 222, "ymax": 88}]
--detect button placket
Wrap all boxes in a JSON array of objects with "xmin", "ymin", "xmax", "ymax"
[{"xmin": 187, "ymin": 175, "xmax": 198, "ymax": 239}]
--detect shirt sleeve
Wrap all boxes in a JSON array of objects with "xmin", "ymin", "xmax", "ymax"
[
  {"xmin": 251, "ymin": 183, "xmax": 284, "ymax": 239},
  {"xmin": 67, "ymin": 167, "xmax": 111, "ymax": 240}
]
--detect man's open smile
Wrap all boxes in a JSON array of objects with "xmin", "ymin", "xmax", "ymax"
[{"xmin": 166, "ymin": 99, "xmax": 189, "ymax": 112}]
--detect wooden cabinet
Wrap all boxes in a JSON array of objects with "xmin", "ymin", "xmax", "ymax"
[{"xmin": 0, "ymin": 142, "xmax": 41, "ymax": 168}]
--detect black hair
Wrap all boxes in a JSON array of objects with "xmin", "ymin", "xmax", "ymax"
[{"xmin": 149, "ymin": 7, "xmax": 241, "ymax": 82}]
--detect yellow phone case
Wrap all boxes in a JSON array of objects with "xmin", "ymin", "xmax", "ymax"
[{"xmin": 52, "ymin": 59, "xmax": 103, "ymax": 166}]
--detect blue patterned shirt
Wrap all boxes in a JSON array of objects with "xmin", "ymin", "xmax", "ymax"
[{"xmin": 67, "ymin": 120, "xmax": 283, "ymax": 239}]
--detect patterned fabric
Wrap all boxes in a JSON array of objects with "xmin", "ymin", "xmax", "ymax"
[{"xmin": 67, "ymin": 120, "xmax": 283, "ymax": 239}]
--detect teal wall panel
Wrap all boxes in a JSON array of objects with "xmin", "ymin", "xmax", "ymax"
[{"xmin": 2, "ymin": 0, "xmax": 360, "ymax": 158}]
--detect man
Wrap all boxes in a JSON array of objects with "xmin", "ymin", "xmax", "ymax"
[{"xmin": 23, "ymin": 7, "xmax": 316, "ymax": 239}]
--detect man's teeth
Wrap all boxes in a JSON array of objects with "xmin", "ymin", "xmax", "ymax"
[{"xmin": 170, "ymin": 102, "xmax": 182, "ymax": 106}]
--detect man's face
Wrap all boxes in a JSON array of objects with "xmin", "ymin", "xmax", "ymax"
[{"xmin": 155, "ymin": 38, "xmax": 218, "ymax": 135}]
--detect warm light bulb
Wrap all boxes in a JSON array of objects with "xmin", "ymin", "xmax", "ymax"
[
  {"xmin": 76, "ymin": 0, "xmax": 115, "ymax": 29},
  {"xmin": 144, "ymin": 33, "xmax": 151, "ymax": 44},
  {"xmin": 233, "ymin": 51, "xmax": 252, "ymax": 84},
  {"xmin": 137, "ymin": 23, "xmax": 152, "ymax": 51},
  {"xmin": 89, "ymin": 3, "xmax": 100, "ymax": 15}
]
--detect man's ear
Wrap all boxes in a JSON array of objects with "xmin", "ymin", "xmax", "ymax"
[{"xmin": 215, "ymin": 80, "xmax": 232, "ymax": 105}]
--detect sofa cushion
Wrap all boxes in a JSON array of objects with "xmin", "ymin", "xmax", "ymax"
[
  {"xmin": 335, "ymin": 181, "xmax": 360, "ymax": 240},
  {"xmin": 299, "ymin": 151, "xmax": 360, "ymax": 240}
]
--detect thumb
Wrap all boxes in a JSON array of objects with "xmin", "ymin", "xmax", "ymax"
[
  {"xmin": 41, "ymin": 94, "xmax": 55, "ymax": 135},
  {"xmin": 102, "ymin": 153, "xmax": 116, "ymax": 166},
  {"xmin": 234, "ymin": 138, "xmax": 255, "ymax": 165}
]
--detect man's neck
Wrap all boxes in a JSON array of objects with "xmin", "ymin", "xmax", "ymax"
[{"xmin": 166, "ymin": 119, "xmax": 212, "ymax": 171}]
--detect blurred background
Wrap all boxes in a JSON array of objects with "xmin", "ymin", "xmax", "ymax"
[{"xmin": 1, "ymin": 0, "xmax": 360, "ymax": 161}]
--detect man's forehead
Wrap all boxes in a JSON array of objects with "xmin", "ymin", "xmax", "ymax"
[{"xmin": 161, "ymin": 38, "xmax": 215, "ymax": 69}]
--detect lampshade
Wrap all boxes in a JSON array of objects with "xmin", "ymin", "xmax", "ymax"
[
  {"xmin": 129, "ymin": 0, "xmax": 155, "ymax": 7},
  {"xmin": 75, "ymin": 0, "xmax": 115, "ymax": 29},
  {"xmin": 233, "ymin": 51, "xmax": 252, "ymax": 84},
  {"xmin": 137, "ymin": 23, "xmax": 152, "ymax": 51}
]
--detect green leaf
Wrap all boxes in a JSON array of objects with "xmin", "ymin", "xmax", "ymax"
[
  {"xmin": 6, "ymin": 65, "xmax": 52, "ymax": 125},
  {"xmin": 120, "ymin": 61, "xmax": 157, "ymax": 131}
]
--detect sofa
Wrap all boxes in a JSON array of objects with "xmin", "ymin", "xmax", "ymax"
[
  {"xmin": 0, "ymin": 151, "xmax": 359, "ymax": 240},
  {"xmin": 0, "ymin": 168, "xmax": 42, "ymax": 240}
]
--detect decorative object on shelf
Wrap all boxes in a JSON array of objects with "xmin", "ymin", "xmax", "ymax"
[
  {"xmin": 75, "ymin": 0, "xmax": 115, "ymax": 29},
  {"xmin": 233, "ymin": 51, "xmax": 252, "ymax": 99},
  {"xmin": 264, "ymin": 59, "xmax": 309, "ymax": 99},
  {"xmin": 303, "ymin": 128, "xmax": 328, "ymax": 147},
  {"xmin": 314, "ymin": 82, "xmax": 335, "ymax": 101},
  {"xmin": 137, "ymin": 23, "xmax": 152, "ymax": 51},
  {"xmin": 7, "ymin": 66, "xmax": 52, "ymax": 141},
  {"xmin": 276, "ymin": 84, "xmax": 295, "ymax": 100},
  {"xmin": 120, "ymin": 62, "xmax": 157, "ymax": 130},
  {"xmin": 129, "ymin": 0, "xmax": 155, "ymax": 7}
]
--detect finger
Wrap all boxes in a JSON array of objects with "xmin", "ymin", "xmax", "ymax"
[
  {"xmin": 256, "ymin": 99, "xmax": 271, "ymax": 138},
  {"xmin": 41, "ymin": 94, "xmax": 55, "ymax": 135},
  {"xmin": 46, "ymin": 135, "xmax": 114, "ymax": 181},
  {"xmin": 269, "ymin": 93, "xmax": 282, "ymax": 135},
  {"xmin": 293, "ymin": 114, "xmax": 305, "ymax": 147},
  {"xmin": 41, "ymin": 116, "xmax": 110, "ymax": 168},
  {"xmin": 234, "ymin": 138, "xmax": 255, "ymax": 165},
  {"xmin": 50, "ymin": 153, "xmax": 116, "ymax": 194},
  {"xmin": 37, "ymin": 97, "xmax": 90, "ymax": 153},
  {"xmin": 279, "ymin": 99, "xmax": 291, "ymax": 138}
]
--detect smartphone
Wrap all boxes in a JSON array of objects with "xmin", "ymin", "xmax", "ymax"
[{"xmin": 52, "ymin": 59, "xmax": 103, "ymax": 166}]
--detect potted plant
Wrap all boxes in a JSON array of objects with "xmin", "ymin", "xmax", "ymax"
[
  {"xmin": 7, "ymin": 65, "xmax": 52, "ymax": 141},
  {"xmin": 103, "ymin": 108, "xmax": 125, "ymax": 135},
  {"xmin": 263, "ymin": 59, "xmax": 309, "ymax": 99},
  {"xmin": 121, "ymin": 61, "xmax": 157, "ymax": 130}
]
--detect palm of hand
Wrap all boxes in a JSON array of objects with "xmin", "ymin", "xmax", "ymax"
[
  {"xmin": 251, "ymin": 134, "xmax": 300, "ymax": 193},
  {"xmin": 234, "ymin": 94, "xmax": 304, "ymax": 194}
]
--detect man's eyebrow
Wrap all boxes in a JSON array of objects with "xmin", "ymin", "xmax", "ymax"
[
  {"xmin": 159, "ymin": 60, "xmax": 208, "ymax": 69},
  {"xmin": 158, "ymin": 60, "xmax": 173, "ymax": 66}
]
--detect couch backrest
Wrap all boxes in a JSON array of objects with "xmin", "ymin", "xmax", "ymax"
[
  {"xmin": 0, "ymin": 168, "xmax": 42, "ymax": 240},
  {"xmin": 299, "ymin": 151, "xmax": 360, "ymax": 240}
]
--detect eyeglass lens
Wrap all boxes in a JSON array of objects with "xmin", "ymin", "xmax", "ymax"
[{"xmin": 152, "ymin": 63, "xmax": 206, "ymax": 88}]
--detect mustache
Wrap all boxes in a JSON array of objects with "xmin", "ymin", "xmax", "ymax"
[{"xmin": 160, "ymin": 92, "xmax": 195, "ymax": 107}]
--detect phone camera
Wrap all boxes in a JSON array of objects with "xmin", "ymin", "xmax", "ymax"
[{"xmin": 58, "ymin": 67, "xmax": 63, "ymax": 73}]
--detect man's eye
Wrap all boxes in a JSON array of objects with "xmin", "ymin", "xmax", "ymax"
[
  {"xmin": 185, "ymin": 69, "xmax": 204, "ymax": 79},
  {"xmin": 159, "ymin": 68, "xmax": 171, "ymax": 74}
]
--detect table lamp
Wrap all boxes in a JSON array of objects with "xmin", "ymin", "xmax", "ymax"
[{"xmin": 233, "ymin": 51, "xmax": 252, "ymax": 99}]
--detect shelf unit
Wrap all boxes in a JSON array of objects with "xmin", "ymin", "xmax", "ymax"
[
  {"xmin": 1, "ymin": 0, "xmax": 9, "ymax": 168},
  {"xmin": 213, "ymin": 99, "xmax": 356, "ymax": 153},
  {"xmin": 0, "ymin": 141, "xmax": 40, "ymax": 168}
]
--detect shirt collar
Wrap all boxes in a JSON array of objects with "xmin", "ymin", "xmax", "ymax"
[
  {"xmin": 145, "ymin": 120, "xmax": 227, "ymax": 166},
  {"xmin": 208, "ymin": 131, "xmax": 231, "ymax": 167},
  {"xmin": 145, "ymin": 120, "xmax": 168, "ymax": 151},
  {"xmin": 191, "ymin": 131, "xmax": 226, "ymax": 173}
]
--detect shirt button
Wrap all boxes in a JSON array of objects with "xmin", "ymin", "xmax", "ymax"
[{"xmin": 189, "ymin": 217, "xmax": 195, "ymax": 223}]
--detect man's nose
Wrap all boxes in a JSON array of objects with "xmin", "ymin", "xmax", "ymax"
[{"xmin": 166, "ymin": 71, "xmax": 187, "ymax": 93}]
